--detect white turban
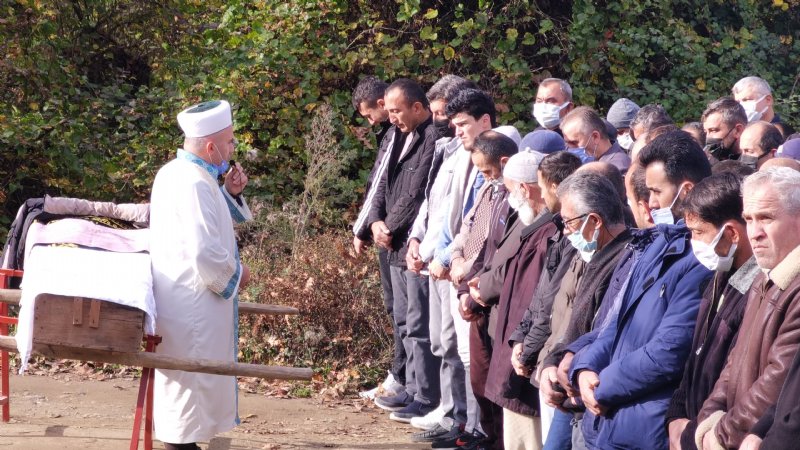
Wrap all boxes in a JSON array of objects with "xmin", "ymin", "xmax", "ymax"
[{"xmin": 177, "ymin": 100, "xmax": 233, "ymax": 138}]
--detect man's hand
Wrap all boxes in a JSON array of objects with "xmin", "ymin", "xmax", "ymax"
[
  {"xmin": 429, "ymin": 259, "xmax": 450, "ymax": 281},
  {"xmin": 371, "ymin": 221, "xmax": 393, "ymax": 249},
  {"xmin": 739, "ymin": 434, "xmax": 762, "ymax": 450},
  {"xmin": 511, "ymin": 342, "xmax": 531, "ymax": 377},
  {"xmin": 353, "ymin": 236, "xmax": 369, "ymax": 256},
  {"xmin": 578, "ymin": 370, "xmax": 608, "ymax": 416},
  {"xmin": 540, "ymin": 366, "xmax": 566, "ymax": 408},
  {"xmin": 450, "ymin": 257, "xmax": 467, "ymax": 285},
  {"xmin": 224, "ymin": 162, "xmax": 248, "ymax": 196},
  {"xmin": 240, "ymin": 263, "xmax": 251, "ymax": 289},
  {"xmin": 406, "ymin": 238, "xmax": 424, "ymax": 273},
  {"xmin": 459, "ymin": 293, "xmax": 478, "ymax": 322},
  {"xmin": 467, "ymin": 277, "xmax": 486, "ymax": 306},
  {"xmin": 556, "ymin": 352, "xmax": 577, "ymax": 397},
  {"xmin": 668, "ymin": 418, "xmax": 689, "ymax": 450}
]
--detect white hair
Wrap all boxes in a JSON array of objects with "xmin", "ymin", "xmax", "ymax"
[
  {"xmin": 540, "ymin": 78, "xmax": 573, "ymax": 102},
  {"xmin": 732, "ymin": 76, "xmax": 772, "ymax": 97},
  {"xmin": 743, "ymin": 167, "xmax": 800, "ymax": 214}
]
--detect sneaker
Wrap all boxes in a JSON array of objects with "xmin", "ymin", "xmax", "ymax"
[
  {"xmin": 427, "ymin": 424, "xmax": 467, "ymax": 448},
  {"xmin": 409, "ymin": 404, "xmax": 446, "ymax": 430},
  {"xmin": 431, "ymin": 430, "xmax": 485, "ymax": 449},
  {"xmin": 410, "ymin": 423, "xmax": 451, "ymax": 442},
  {"xmin": 374, "ymin": 390, "xmax": 413, "ymax": 412},
  {"xmin": 358, "ymin": 371, "xmax": 404, "ymax": 400},
  {"xmin": 388, "ymin": 400, "xmax": 438, "ymax": 423},
  {"xmin": 457, "ymin": 432, "xmax": 489, "ymax": 450}
]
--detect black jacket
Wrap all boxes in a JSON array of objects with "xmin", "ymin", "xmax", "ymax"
[
  {"xmin": 367, "ymin": 116, "xmax": 439, "ymax": 266},
  {"xmin": 664, "ymin": 257, "xmax": 758, "ymax": 450},
  {"xmin": 751, "ymin": 346, "xmax": 800, "ymax": 448}
]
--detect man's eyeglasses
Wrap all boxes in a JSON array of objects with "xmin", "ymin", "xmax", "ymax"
[{"xmin": 562, "ymin": 213, "xmax": 588, "ymax": 230}]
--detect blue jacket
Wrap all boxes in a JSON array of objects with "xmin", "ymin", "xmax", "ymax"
[{"xmin": 569, "ymin": 223, "xmax": 713, "ymax": 449}]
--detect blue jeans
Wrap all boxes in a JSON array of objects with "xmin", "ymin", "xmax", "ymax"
[{"xmin": 543, "ymin": 409, "xmax": 573, "ymax": 450}]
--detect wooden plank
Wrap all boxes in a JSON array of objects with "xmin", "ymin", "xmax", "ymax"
[
  {"xmin": 88, "ymin": 300, "xmax": 101, "ymax": 328},
  {"xmin": 0, "ymin": 336, "xmax": 312, "ymax": 380},
  {"xmin": 72, "ymin": 298, "xmax": 83, "ymax": 325},
  {"xmin": 0, "ymin": 290, "xmax": 299, "ymax": 316}
]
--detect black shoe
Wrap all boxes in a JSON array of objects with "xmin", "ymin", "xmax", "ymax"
[
  {"xmin": 374, "ymin": 390, "xmax": 413, "ymax": 412},
  {"xmin": 453, "ymin": 430, "xmax": 488, "ymax": 449},
  {"xmin": 389, "ymin": 400, "xmax": 438, "ymax": 423},
  {"xmin": 410, "ymin": 423, "xmax": 451, "ymax": 442},
  {"xmin": 429, "ymin": 425, "xmax": 469, "ymax": 449}
]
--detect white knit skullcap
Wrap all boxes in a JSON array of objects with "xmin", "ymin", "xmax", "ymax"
[{"xmin": 503, "ymin": 151, "xmax": 543, "ymax": 183}]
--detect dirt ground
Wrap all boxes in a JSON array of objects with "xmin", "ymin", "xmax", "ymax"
[{"xmin": 0, "ymin": 372, "xmax": 430, "ymax": 449}]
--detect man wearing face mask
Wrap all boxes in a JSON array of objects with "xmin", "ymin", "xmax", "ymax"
[
  {"xmin": 507, "ymin": 150, "xmax": 582, "ymax": 447},
  {"xmin": 479, "ymin": 151, "xmax": 558, "ymax": 450},
  {"xmin": 606, "ymin": 98, "xmax": 640, "ymax": 153},
  {"xmin": 561, "ymin": 107, "xmax": 631, "ymax": 174},
  {"xmin": 532, "ymin": 78, "xmax": 575, "ymax": 135},
  {"xmin": 701, "ymin": 98, "xmax": 747, "ymax": 164},
  {"xmin": 664, "ymin": 172, "xmax": 759, "ymax": 450},
  {"xmin": 150, "ymin": 100, "xmax": 252, "ymax": 450},
  {"xmin": 732, "ymin": 76, "xmax": 795, "ymax": 138},
  {"xmin": 566, "ymin": 130, "xmax": 712, "ymax": 450},
  {"xmin": 738, "ymin": 121, "xmax": 783, "ymax": 170}
]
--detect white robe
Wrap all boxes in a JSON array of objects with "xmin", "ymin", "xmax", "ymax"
[{"xmin": 149, "ymin": 151, "xmax": 245, "ymax": 443}]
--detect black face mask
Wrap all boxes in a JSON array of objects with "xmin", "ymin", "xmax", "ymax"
[
  {"xmin": 704, "ymin": 129, "xmax": 737, "ymax": 161},
  {"xmin": 434, "ymin": 119, "xmax": 454, "ymax": 139}
]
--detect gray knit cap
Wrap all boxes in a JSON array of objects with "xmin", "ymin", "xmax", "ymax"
[{"xmin": 606, "ymin": 98, "xmax": 640, "ymax": 129}]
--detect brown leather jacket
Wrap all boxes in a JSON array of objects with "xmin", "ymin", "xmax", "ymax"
[{"xmin": 696, "ymin": 245, "xmax": 800, "ymax": 449}]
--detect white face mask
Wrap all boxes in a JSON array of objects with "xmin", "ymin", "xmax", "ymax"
[
  {"xmin": 691, "ymin": 226, "xmax": 737, "ymax": 272},
  {"xmin": 532, "ymin": 101, "xmax": 570, "ymax": 130},
  {"xmin": 650, "ymin": 184, "xmax": 685, "ymax": 226},
  {"xmin": 617, "ymin": 132, "xmax": 634, "ymax": 151},
  {"xmin": 740, "ymin": 95, "xmax": 768, "ymax": 123},
  {"xmin": 508, "ymin": 186, "xmax": 536, "ymax": 225}
]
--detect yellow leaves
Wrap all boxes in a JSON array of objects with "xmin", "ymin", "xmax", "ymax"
[
  {"xmin": 29, "ymin": 102, "xmax": 39, "ymax": 111},
  {"xmin": 695, "ymin": 78, "xmax": 706, "ymax": 91},
  {"xmin": 781, "ymin": 35, "xmax": 793, "ymax": 45},
  {"xmin": 423, "ymin": 8, "xmax": 438, "ymax": 20},
  {"xmin": 443, "ymin": 46, "xmax": 455, "ymax": 60},
  {"xmin": 773, "ymin": 0, "xmax": 789, "ymax": 10}
]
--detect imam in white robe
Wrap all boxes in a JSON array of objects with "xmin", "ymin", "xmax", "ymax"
[{"xmin": 150, "ymin": 149, "xmax": 249, "ymax": 444}]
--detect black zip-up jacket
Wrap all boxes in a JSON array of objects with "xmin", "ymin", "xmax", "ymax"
[{"xmin": 367, "ymin": 116, "xmax": 439, "ymax": 266}]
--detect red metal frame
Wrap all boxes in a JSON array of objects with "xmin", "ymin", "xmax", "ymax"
[
  {"xmin": 130, "ymin": 334, "xmax": 161, "ymax": 450},
  {"xmin": 0, "ymin": 268, "xmax": 22, "ymax": 423}
]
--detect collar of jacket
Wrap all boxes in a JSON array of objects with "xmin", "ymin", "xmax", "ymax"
[
  {"xmin": 767, "ymin": 244, "xmax": 800, "ymax": 290},
  {"xmin": 436, "ymin": 135, "xmax": 462, "ymax": 157},
  {"xmin": 727, "ymin": 256, "xmax": 760, "ymax": 295},
  {"xmin": 521, "ymin": 209, "xmax": 555, "ymax": 240}
]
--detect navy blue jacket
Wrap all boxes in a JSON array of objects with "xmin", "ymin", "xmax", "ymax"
[{"xmin": 569, "ymin": 222, "xmax": 712, "ymax": 449}]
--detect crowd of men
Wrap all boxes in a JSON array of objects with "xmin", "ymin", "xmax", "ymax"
[{"xmin": 350, "ymin": 74, "xmax": 800, "ymax": 450}]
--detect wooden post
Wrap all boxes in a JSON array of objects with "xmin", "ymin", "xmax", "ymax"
[
  {"xmin": 0, "ymin": 289, "xmax": 300, "ymax": 316},
  {"xmin": 0, "ymin": 336, "xmax": 312, "ymax": 380}
]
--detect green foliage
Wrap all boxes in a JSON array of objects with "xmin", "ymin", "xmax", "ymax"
[{"xmin": 568, "ymin": 0, "xmax": 800, "ymax": 121}]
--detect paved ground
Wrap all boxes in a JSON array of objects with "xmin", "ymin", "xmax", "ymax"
[{"xmin": 0, "ymin": 373, "xmax": 430, "ymax": 449}]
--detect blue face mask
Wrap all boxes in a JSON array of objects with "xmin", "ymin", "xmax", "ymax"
[
  {"xmin": 211, "ymin": 144, "xmax": 230, "ymax": 177},
  {"xmin": 567, "ymin": 215, "xmax": 599, "ymax": 262}
]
